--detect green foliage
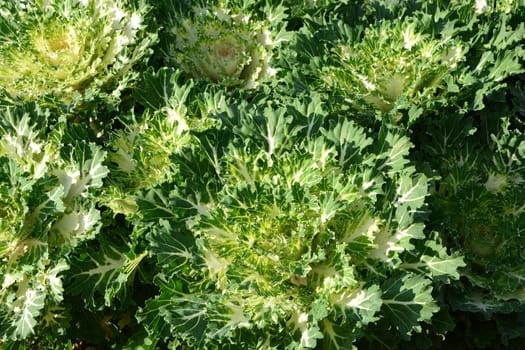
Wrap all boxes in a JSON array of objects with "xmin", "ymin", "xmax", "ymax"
[
  {"xmin": 135, "ymin": 93, "xmax": 463, "ymax": 348},
  {"xmin": 422, "ymin": 115, "xmax": 525, "ymax": 313},
  {"xmin": 156, "ymin": 0, "xmax": 289, "ymax": 88},
  {"xmin": 0, "ymin": 0, "xmax": 524, "ymax": 348},
  {"xmin": 0, "ymin": 0, "xmax": 157, "ymax": 115},
  {"xmin": 0, "ymin": 103, "xmax": 108, "ymax": 343}
]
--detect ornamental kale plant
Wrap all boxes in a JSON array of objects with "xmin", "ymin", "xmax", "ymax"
[
  {"xmin": 0, "ymin": 103, "xmax": 109, "ymax": 343},
  {"xmin": 0, "ymin": 0, "xmax": 524, "ymax": 349},
  {"xmin": 0, "ymin": 0, "xmax": 156, "ymax": 116},
  {"xmin": 135, "ymin": 92, "xmax": 464, "ymax": 349},
  {"xmin": 290, "ymin": 0, "xmax": 524, "ymax": 127},
  {"xmin": 156, "ymin": 0, "xmax": 288, "ymax": 88},
  {"xmin": 416, "ymin": 75, "xmax": 525, "ymax": 312},
  {"xmin": 323, "ymin": 18, "xmax": 463, "ymax": 115},
  {"xmin": 105, "ymin": 68, "xmax": 217, "ymax": 209}
]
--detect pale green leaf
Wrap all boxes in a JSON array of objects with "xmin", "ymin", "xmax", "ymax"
[
  {"xmin": 1, "ymin": 286, "xmax": 46, "ymax": 340},
  {"xmin": 329, "ymin": 284, "xmax": 382, "ymax": 326},
  {"xmin": 321, "ymin": 118, "xmax": 373, "ymax": 168},
  {"xmin": 420, "ymin": 244, "xmax": 466, "ymax": 281},
  {"xmin": 374, "ymin": 128, "xmax": 412, "ymax": 174},
  {"xmin": 395, "ymin": 174, "xmax": 428, "ymax": 210},
  {"xmin": 45, "ymin": 260, "xmax": 69, "ymax": 304}
]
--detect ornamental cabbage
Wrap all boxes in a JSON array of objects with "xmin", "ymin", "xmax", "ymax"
[
  {"xmin": 135, "ymin": 93, "xmax": 464, "ymax": 349},
  {"xmin": 422, "ymin": 113, "xmax": 525, "ymax": 315},
  {"xmin": 321, "ymin": 18, "xmax": 463, "ymax": 118},
  {"xmin": 1, "ymin": 0, "xmax": 524, "ymax": 348},
  {"xmin": 104, "ymin": 68, "xmax": 218, "ymax": 215},
  {"xmin": 290, "ymin": 0, "xmax": 524, "ymax": 128},
  {"xmin": 0, "ymin": 0, "xmax": 156, "ymax": 114},
  {"xmin": 0, "ymin": 104, "xmax": 108, "ymax": 342},
  {"xmin": 158, "ymin": 0, "xmax": 288, "ymax": 88}
]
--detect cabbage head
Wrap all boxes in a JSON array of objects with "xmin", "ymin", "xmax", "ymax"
[
  {"xmin": 158, "ymin": 0, "xmax": 288, "ymax": 88},
  {"xmin": 0, "ymin": 0, "xmax": 156, "ymax": 113},
  {"xmin": 136, "ymin": 95, "xmax": 465, "ymax": 349},
  {"xmin": 324, "ymin": 19, "xmax": 463, "ymax": 115},
  {"xmin": 423, "ymin": 116, "xmax": 525, "ymax": 315}
]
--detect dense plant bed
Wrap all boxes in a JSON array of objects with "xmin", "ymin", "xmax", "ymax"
[{"xmin": 0, "ymin": 0, "xmax": 524, "ymax": 349}]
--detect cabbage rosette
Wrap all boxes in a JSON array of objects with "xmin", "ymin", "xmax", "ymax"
[
  {"xmin": 0, "ymin": 0, "xmax": 156, "ymax": 113},
  {"xmin": 158, "ymin": 0, "xmax": 288, "ymax": 88},
  {"xmin": 320, "ymin": 0, "xmax": 525, "ymax": 120},
  {"xmin": 137, "ymin": 96, "xmax": 465, "ymax": 348},
  {"xmin": 323, "ymin": 18, "xmax": 463, "ymax": 118},
  {"xmin": 422, "ymin": 115, "xmax": 525, "ymax": 314}
]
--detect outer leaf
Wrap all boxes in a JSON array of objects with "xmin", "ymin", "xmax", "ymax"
[
  {"xmin": 321, "ymin": 117, "xmax": 373, "ymax": 169},
  {"xmin": 54, "ymin": 142, "xmax": 108, "ymax": 204},
  {"xmin": 67, "ymin": 233, "xmax": 146, "ymax": 309},
  {"xmin": 401, "ymin": 232, "xmax": 466, "ymax": 282},
  {"xmin": 320, "ymin": 319, "xmax": 357, "ymax": 350},
  {"xmin": 147, "ymin": 219, "xmax": 196, "ymax": 279},
  {"xmin": 394, "ymin": 174, "xmax": 427, "ymax": 210},
  {"xmin": 11, "ymin": 289, "xmax": 46, "ymax": 340},
  {"xmin": 136, "ymin": 187, "xmax": 178, "ymax": 222},
  {"xmin": 381, "ymin": 274, "xmax": 438, "ymax": 338},
  {"xmin": 373, "ymin": 127, "xmax": 412, "ymax": 174},
  {"xmin": 133, "ymin": 67, "xmax": 184, "ymax": 110}
]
